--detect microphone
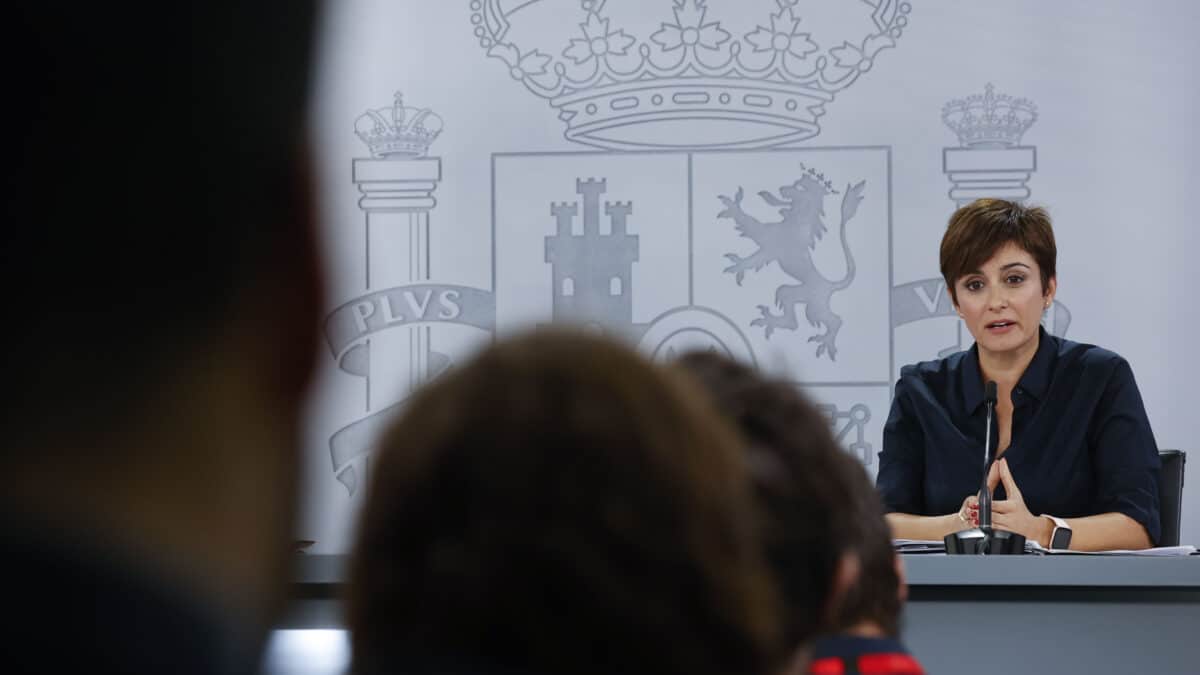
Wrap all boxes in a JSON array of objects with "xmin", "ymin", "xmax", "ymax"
[
  {"xmin": 977, "ymin": 381, "xmax": 997, "ymax": 529},
  {"xmin": 944, "ymin": 380, "xmax": 1026, "ymax": 554}
]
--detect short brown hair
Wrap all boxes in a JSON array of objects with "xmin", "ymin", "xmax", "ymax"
[
  {"xmin": 940, "ymin": 199, "xmax": 1057, "ymax": 305},
  {"xmin": 347, "ymin": 331, "xmax": 780, "ymax": 675},
  {"xmin": 674, "ymin": 352, "xmax": 890, "ymax": 645}
]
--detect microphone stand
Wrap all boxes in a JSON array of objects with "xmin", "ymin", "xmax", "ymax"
[{"xmin": 945, "ymin": 381, "xmax": 1026, "ymax": 555}]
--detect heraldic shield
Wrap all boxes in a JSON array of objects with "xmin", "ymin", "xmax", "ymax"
[{"xmin": 493, "ymin": 147, "xmax": 892, "ymax": 473}]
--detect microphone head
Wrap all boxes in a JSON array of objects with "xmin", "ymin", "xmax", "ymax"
[{"xmin": 985, "ymin": 380, "xmax": 998, "ymax": 405}]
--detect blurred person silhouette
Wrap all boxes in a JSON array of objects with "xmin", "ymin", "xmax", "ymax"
[
  {"xmin": 813, "ymin": 473, "xmax": 919, "ymax": 675},
  {"xmin": 346, "ymin": 330, "xmax": 782, "ymax": 675},
  {"xmin": 677, "ymin": 352, "xmax": 923, "ymax": 675},
  {"xmin": 3, "ymin": 3, "xmax": 321, "ymax": 674}
]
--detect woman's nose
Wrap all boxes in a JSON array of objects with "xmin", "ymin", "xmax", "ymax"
[{"xmin": 987, "ymin": 286, "xmax": 1008, "ymax": 310}]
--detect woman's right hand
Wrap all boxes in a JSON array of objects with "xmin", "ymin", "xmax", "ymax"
[{"xmin": 958, "ymin": 494, "xmax": 979, "ymax": 527}]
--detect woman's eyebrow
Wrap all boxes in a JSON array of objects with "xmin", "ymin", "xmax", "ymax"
[{"xmin": 999, "ymin": 262, "xmax": 1032, "ymax": 270}]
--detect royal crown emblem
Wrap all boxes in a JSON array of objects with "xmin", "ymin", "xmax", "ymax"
[
  {"xmin": 470, "ymin": 0, "xmax": 912, "ymax": 150},
  {"xmin": 355, "ymin": 92, "xmax": 444, "ymax": 158},
  {"xmin": 942, "ymin": 83, "xmax": 1037, "ymax": 148}
]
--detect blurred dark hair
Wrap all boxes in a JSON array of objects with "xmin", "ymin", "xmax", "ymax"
[
  {"xmin": 347, "ymin": 331, "xmax": 781, "ymax": 675},
  {"xmin": 940, "ymin": 198, "xmax": 1057, "ymax": 305},
  {"xmin": 826, "ymin": 477, "xmax": 901, "ymax": 637},
  {"xmin": 675, "ymin": 351, "xmax": 899, "ymax": 642},
  {"xmin": 2, "ymin": 3, "xmax": 318, "ymax": 446}
]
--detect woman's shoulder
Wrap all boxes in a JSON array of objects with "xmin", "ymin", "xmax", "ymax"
[
  {"xmin": 896, "ymin": 351, "xmax": 971, "ymax": 396},
  {"xmin": 1051, "ymin": 334, "xmax": 1130, "ymax": 374}
]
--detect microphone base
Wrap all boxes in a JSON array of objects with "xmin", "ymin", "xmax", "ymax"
[{"xmin": 944, "ymin": 526, "xmax": 1027, "ymax": 555}]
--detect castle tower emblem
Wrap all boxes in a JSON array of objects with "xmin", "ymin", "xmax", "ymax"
[{"xmin": 546, "ymin": 178, "xmax": 639, "ymax": 336}]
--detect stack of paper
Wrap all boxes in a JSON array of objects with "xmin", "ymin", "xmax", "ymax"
[
  {"xmin": 892, "ymin": 539, "xmax": 1198, "ymax": 556},
  {"xmin": 1025, "ymin": 543, "xmax": 1198, "ymax": 556},
  {"xmin": 892, "ymin": 539, "xmax": 946, "ymax": 554}
]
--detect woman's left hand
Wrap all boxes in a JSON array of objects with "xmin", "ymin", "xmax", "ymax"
[{"xmin": 991, "ymin": 458, "xmax": 1052, "ymax": 547}]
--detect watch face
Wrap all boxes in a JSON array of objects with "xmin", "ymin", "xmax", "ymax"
[{"xmin": 1051, "ymin": 527, "xmax": 1072, "ymax": 550}]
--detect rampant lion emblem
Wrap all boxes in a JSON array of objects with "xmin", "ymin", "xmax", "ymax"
[{"xmin": 718, "ymin": 169, "xmax": 866, "ymax": 361}]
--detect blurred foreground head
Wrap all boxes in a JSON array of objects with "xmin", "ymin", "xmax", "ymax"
[
  {"xmin": 675, "ymin": 352, "xmax": 900, "ymax": 657},
  {"xmin": 348, "ymin": 331, "xmax": 781, "ymax": 675},
  {"xmin": 3, "ymin": 0, "xmax": 321, "ymax": 665}
]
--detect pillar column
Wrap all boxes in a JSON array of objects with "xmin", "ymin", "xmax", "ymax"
[
  {"xmin": 352, "ymin": 157, "xmax": 441, "ymax": 411},
  {"xmin": 943, "ymin": 146, "xmax": 1036, "ymax": 206}
]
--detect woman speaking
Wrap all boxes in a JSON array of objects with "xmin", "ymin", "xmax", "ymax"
[{"xmin": 877, "ymin": 199, "xmax": 1160, "ymax": 551}]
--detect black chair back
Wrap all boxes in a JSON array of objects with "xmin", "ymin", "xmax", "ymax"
[{"xmin": 1158, "ymin": 450, "xmax": 1186, "ymax": 547}]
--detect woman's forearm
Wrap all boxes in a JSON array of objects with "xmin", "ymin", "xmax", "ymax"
[
  {"xmin": 885, "ymin": 512, "xmax": 964, "ymax": 541},
  {"xmin": 1058, "ymin": 512, "xmax": 1153, "ymax": 551},
  {"xmin": 886, "ymin": 511, "xmax": 1152, "ymax": 550}
]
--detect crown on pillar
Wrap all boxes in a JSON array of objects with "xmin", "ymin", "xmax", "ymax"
[
  {"xmin": 942, "ymin": 83, "xmax": 1037, "ymax": 148},
  {"xmin": 355, "ymin": 92, "xmax": 443, "ymax": 158}
]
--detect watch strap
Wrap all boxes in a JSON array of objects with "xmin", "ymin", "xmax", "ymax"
[{"xmin": 1041, "ymin": 514, "xmax": 1071, "ymax": 549}]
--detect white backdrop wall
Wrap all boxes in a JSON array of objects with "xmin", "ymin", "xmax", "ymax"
[{"xmin": 300, "ymin": 1, "xmax": 1200, "ymax": 553}]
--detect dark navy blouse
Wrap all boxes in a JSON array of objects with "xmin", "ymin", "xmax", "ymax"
[{"xmin": 877, "ymin": 327, "xmax": 1162, "ymax": 544}]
